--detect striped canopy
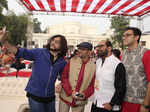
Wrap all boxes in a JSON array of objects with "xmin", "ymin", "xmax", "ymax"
[{"xmin": 20, "ymin": 0, "xmax": 150, "ymax": 17}]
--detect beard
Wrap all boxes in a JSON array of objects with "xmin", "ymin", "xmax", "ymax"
[
  {"xmin": 50, "ymin": 44, "xmax": 61, "ymax": 52},
  {"xmin": 49, "ymin": 48, "xmax": 60, "ymax": 52},
  {"xmin": 79, "ymin": 55, "xmax": 84, "ymax": 59},
  {"xmin": 97, "ymin": 50, "xmax": 108, "ymax": 58}
]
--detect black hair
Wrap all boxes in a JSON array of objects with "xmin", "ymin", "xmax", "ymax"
[
  {"xmin": 112, "ymin": 49, "xmax": 121, "ymax": 59},
  {"xmin": 124, "ymin": 27, "xmax": 142, "ymax": 43},
  {"xmin": 46, "ymin": 35, "xmax": 68, "ymax": 57},
  {"xmin": 105, "ymin": 40, "xmax": 112, "ymax": 47},
  {"xmin": 73, "ymin": 49, "xmax": 79, "ymax": 55}
]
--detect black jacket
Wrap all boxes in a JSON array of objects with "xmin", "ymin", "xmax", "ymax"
[{"xmin": 110, "ymin": 63, "xmax": 126, "ymax": 106}]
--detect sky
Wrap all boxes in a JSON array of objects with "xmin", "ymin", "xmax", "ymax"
[{"xmin": 7, "ymin": 0, "xmax": 150, "ymax": 34}]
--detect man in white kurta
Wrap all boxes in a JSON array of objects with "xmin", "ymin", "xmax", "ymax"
[{"xmin": 91, "ymin": 40, "xmax": 126, "ymax": 112}]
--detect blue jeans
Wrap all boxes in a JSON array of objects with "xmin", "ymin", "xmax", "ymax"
[{"xmin": 28, "ymin": 97, "xmax": 56, "ymax": 112}]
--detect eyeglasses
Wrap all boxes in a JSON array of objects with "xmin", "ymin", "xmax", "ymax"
[{"xmin": 122, "ymin": 33, "xmax": 134, "ymax": 37}]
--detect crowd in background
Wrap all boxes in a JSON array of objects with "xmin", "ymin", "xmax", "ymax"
[{"xmin": 0, "ymin": 41, "xmax": 122, "ymax": 74}]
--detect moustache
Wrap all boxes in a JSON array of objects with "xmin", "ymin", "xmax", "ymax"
[
  {"xmin": 97, "ymin": 50, "xmax": 108, "ymax": 58},
  {"xmin": 50, "ymin": 44, "xmax": 60, "ymax": 51},
  {"xmin": 49, "ymin": 48, "xmax": 61, "ymax": 52}
]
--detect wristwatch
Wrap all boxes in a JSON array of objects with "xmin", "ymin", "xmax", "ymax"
[{"xmin": 142, "ymin": 104, "xmax": 150, "ymax": 109}]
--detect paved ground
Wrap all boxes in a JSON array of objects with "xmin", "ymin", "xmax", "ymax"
[
  {"xmin": 0, "ymin": 94, "xmax": 93, "ymax": 112},
  {"xmin": 0, "ymin": 78, "xmax": 93, "ymax": 112}
]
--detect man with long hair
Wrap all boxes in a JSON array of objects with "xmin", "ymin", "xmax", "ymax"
[{"xmin": 0, "ymin": 27, "xmax": 68, "ymax": 112}]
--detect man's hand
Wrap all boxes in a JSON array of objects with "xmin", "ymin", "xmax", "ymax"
[
  {"xmin": 139, "ymin": 105, "xmax": 149, "ymax": 112},
  {"xmin": 0, "ymin": 27, "xmax": 8, "ymax": 43},
  {"xmin": 72, "ymin": 90, "xmax": 77, "ymax": 99},
  {"xmin": 103, "ymin": 103, "xmax": 112, "ymax": 111},
  {"xmin": 72, "ymin": 90, "xmax": 85, "ymax": 100},
  {"xmin": 55, "ymin": 83, "xmax": 62, "ymax": 93}
]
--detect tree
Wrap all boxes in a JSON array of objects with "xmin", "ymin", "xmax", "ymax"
[
  {"xmin": 33, "ymin": 18, "xmax": 42, "ymax": 33},
  {"xmin": 4, "ymin": 13, "xmax": 30, "ymax": 46},
  {"xmin": 0, "ymin": 1, "xmax": 31, "ymax": 47},
  {"xmin": 0, "ymin": 0, "xmax": 8, "ymax": 13},
  {"xmin": 110, "ymin": 16, "xmax": 129, "ymax": 49},
  {"xmin": 0, "ymin": 0, "xmax": 8, "ymax": 27}
]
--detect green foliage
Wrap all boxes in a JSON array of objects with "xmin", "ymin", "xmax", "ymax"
[
  {"xmin": 2, "ymin": 13, "xmax": 29, "ymax": 46},
  {"xmin": 0, "ymin": 1, "xmax": 31, "ymax": 46},
  {"xmin": 0, "ymin": 0, "xmax": 8, "ymax": 27},
  {"xmin": 8, "ymin": 14, "xmax": 29, "ymax": 46},
  {"xmin": 0, "ymin": 0, "xmax": 8, "ymax": 13},
  {"xmin": 111, "ymin": 16, "xmax": 129, "ymax": 49}
]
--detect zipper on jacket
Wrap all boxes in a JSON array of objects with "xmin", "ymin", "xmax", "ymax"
[
  {"xmin": 45, "ymin": 66, "xmax": 53, "ymax": 96},
  {"xmin": 44, "ymin": 60, "xmax": 65, "ymax": 96}
]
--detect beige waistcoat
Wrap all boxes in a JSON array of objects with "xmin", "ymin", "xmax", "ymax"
[{"xmin": 60, "ymin": 57, "xmax": 96, "ymax": 106}]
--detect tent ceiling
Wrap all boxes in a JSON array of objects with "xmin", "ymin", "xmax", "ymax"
[{"xmin": 20, "ymin": 0, "xmax": 150, "ymax": 17}]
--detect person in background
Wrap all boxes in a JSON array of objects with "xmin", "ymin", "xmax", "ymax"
[
  {"xmin": 0, "ymin": 46, "xmax": 14, "ymax": 75},
  {"xmin": 0, "ymin": 27, "xmax": 67, "ymax": 112},
  {"xmin": 11, "ymin": 58, "xmax": 25, "ymax": 77},
  {"xmin": 121, "ymin": 27, "xmax": 150, "ymax": 112},
  {"xmin": 70, "ymin": 49, "xmax": 79, "ymax": 59},
  {"xmin": 0, "ymin": 46, "xmax": 14, "ymax": 66}
]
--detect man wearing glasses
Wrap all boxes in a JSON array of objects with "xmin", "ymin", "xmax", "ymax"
[
  {"xmin": 59, "ymin": 42, "xmax": 95, "ymax": 112},
  {"xmin": 91, "ymin": 40, "xmax": 126, "ymax": 112},
  {"xmin": 121, "ymin": 27, "xmax": 150, "ymax": 112}
]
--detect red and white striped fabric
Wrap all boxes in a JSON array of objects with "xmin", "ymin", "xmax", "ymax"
[{"xmin": 20, "ymin": 0, "xmax": 150, "ymax": 16}]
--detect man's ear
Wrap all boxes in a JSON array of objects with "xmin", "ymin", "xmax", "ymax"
[
  {"xmin": 135, "ymin": 35, "xmax": 139, "ymax": 42},
  {"xmin": 88, "ymin": 51, "xmax": 92, "ymax": 56}
]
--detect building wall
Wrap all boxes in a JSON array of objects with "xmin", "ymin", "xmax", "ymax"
[
  {"xmin": 30, "ymin": 22, "xmax": 150, "ymax": 49},
  {"xmin": 141, "ymin": 35, "xmax": 150, "ymax": 49},
  {"xmin": 32, "ymin": 22, "xmax": 112, "ymax": 48}
]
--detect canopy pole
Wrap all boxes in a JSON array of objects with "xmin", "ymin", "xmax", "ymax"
[
  {"xmin": 137, "ymin": 17, "xmax": 144, "ymax": 31},
  {"xmin": 26, "ymin": 13, "xmax": 34, "ymax": 49}
]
